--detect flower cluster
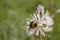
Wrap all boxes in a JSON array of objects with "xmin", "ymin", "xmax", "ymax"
[{"xmin": 26, "ymin": 5, "xmax": 54, "ymax": 38}]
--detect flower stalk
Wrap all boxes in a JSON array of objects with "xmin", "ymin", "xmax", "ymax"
[{"xmin": 39, "ymin": 31, "xmax": 41, "ymax": 40}]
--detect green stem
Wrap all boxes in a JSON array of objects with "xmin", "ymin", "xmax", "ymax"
[{"xmin": 39, "ymin": 31, "xmax": 40, "ymax": 40}]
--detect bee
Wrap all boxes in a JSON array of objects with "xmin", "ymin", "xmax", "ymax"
[{"xmin": 29, "ymin": 21, "xmax": 37, "ymax": 29}]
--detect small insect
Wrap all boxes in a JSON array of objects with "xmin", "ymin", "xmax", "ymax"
[{"xmin": 29, "ymin": 21, "xmax": 37, "ymax": 29}]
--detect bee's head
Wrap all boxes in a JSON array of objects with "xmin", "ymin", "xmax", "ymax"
[{"xmin": 29, "ymin": 21, "xmax": 37, "ymax": 28}]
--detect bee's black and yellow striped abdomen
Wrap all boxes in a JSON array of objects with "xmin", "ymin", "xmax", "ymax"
[{"xmin": 29, "ymin": 21, "xmax": 37, "ymax": 28}]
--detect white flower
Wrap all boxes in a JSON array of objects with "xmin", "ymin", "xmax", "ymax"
[{"xmin": 26, "ymin": 5, "xmax": 54, "ymax": 37}]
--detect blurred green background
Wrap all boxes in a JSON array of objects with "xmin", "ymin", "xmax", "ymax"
[{"xmin": 0, "ymin": 0, "xmax": 60, "ymax": 40}]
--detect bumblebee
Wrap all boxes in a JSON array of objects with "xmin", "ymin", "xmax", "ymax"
[{"xmin": 29, "ymin": 21, "xmax": 37, "ymax": 29}]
